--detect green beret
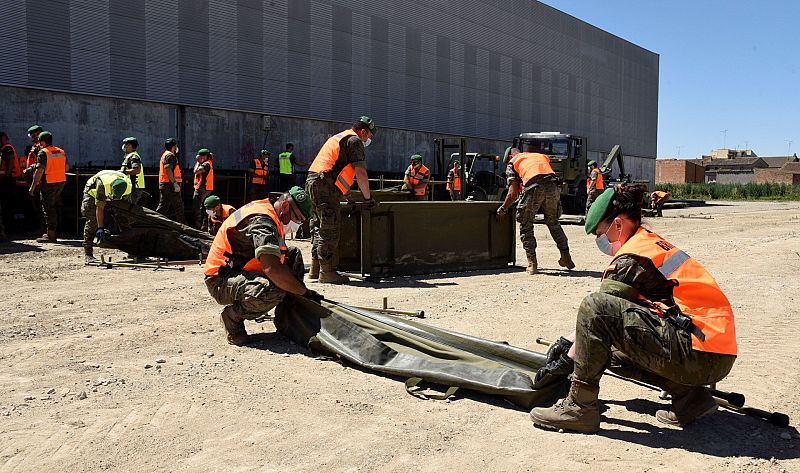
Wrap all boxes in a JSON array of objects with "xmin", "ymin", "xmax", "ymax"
[
  {"xmin": 197, "ymin": 148, "xmax": 211, "ymax": 156},
  {"xmin": 38, "ymin": 131, "xmax": 52, "ymax": 142},
  {"xmin": 410, "ymin": 154, "xmax": 422, "ymax": 162},
  {"xmin": 503, "ymin": 147, "xmax": 512, "ymax": 163},
  {"xmin": 260, "ymin": 149, "xmax": 270, "ymax": 156},
  {"xmin": 164, "ymin": 137, "xmax": 177, "ymax": 147},
  {"xmin": 204, "ymin": 195, "xmax": 221, "ymax": 209},
  {"xmin": 584, "ymin": 188, "xmax": 616, "ymax": 234},
  {"xmin": 588, "ymin": 160, "xmax": 597, "ymax": 167},
  {"xmin": 288, "ymin": 186, "xmax": 312, "ymax": 220},
  {"xmin": 27, "ymin": 125, "xmax": 43, "ymax": 135},
  {"xmin": 111, "ymin": 178, "xmax": 129, "ymax": 199},
  {"xmin": 358, "ymin": 116, "xmax": 376, "ymax": 135},
  {"xmin": 122, "ymin": 136, "xmax": 138, "ymax": 146}
]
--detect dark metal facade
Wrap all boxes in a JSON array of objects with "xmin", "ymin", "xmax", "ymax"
[{"xmin": 0, "ymin": 0, "xmax": 658, "ymax": 158}]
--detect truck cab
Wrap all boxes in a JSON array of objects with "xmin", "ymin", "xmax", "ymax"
[{"xmin": 447, "ymin": 152, "xmax": 507, "ymax": 201}]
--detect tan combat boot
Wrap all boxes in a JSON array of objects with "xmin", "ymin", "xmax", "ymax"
[
  {"xmin": 530, "ymin": 379, "xmax": 600, "ymax": 433},
  {"xmin": 84, "ymin": 247, "xmax": 96, "ymax": 265},
  {"xmin": 220, "ymin": 306, "xmax": 249, "ymax": 346},
  {"xmin": 319, "ymin": 262, "xmax": 349, "ymax": 284},
  {"xmin": 558, "ymin": 249, "xmax": 575, "ymax": 270},
  {"xmin": 36, "ymin": 231, "xmax": 52, "ymax": 243},
  {"xmin": 308, "ymin": 258, "xmax": 320, "ymax": 279},
  {"xmin": 655, "ymin": 386, "xmax": 717, "ymax": 427},
  {"xmin": 526, "ymin": 253, "xmax": 538, "ymax": 275}
]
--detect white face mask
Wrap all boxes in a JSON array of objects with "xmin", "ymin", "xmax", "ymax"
[
  {"xmin": 121, "ymin": 145, "xmax": 127, "ymax": 152},
  {"xmin": 364, "ymin": 138, "xmax": 372, "ymax": 148},
  {"xmin": 595, "ymin": 224, "xmax": 623, "ymax": 256},
  {"xmin": 282, "ymin": 220, "xmax": 300, "ymax": 234},
  {"xmin": 206, "ymin": 209, "xmax": 215, "ymax": 216},
  {"xmin": 175, "ymin": 147, "xmax": 180, "ymax": 154}
]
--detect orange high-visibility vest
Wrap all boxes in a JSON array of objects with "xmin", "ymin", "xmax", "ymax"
[
  {"xmin": 203, "ymin": 200, "xmax": 287, "ymax": 277},
  {"xmin": 42, "ymin": 145, "xmax": 67, "ymax": 184},
  {"xmin": 194, "ymin": 159, "xmax": 214, "ymax": 191},
  {"xmin": 0, "ymin": 144, "xmax": 21, "ymax": 178},
  {"xmin": 309, "ymin": 129, "xmax": 359, "ymax": 195},
  {"xmin": 26, "ymin": 146, "xmax": 39, "ymax": 168},
  {"xmin": 586, "ymin": 169, "xmax": 604, "ymax": 191},
  {"xmin": 652, "ymin": 190, "xmax": 668, "ymax": 200},
  {"xmin": 251, "ymin": 158, "xmax": 268, "ymax": 185},
  {"xmin": 159, "ymin": 151, "xmax": 182, "ymax": 184},
  {"xmin": 447, "ymin": 168, "xmax": 461, "ymax": 191},
  {"xmin": 210, "ymin": 204, "xmax": 235, "ymax": 226},
  {"xmin": 406, "ymin": 164, "xmax": 430, "ymax": 196},
  {"xmin": 605, "ymin": 228, "xmax": 737, "ymax": 355},
  {"xmin": 511, "ymin": 153, "xmax": 554, "ymax": 185}
]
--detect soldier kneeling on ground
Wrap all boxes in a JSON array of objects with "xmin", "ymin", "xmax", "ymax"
[
  {"xmin": 82, "ymin": 170, "xmax": 132, "ymax": 264},
  {"xmin": 203, "ymin": 186, "xmax": 322, "ymax": 345}
]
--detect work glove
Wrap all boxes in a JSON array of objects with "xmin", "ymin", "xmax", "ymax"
[
  {"xmin": 345, "ymin": 194, "xmax": 355, "ymax": 204},
  {"xmin": 172, "ymin": 182, "xmax": 181, "ymax": 193},
  {"xmin": 533, "ymin": 353, "xmax": 575, "ymax": 385},
  {"xmin": 544, "ymin": 336, "xmax": 573, "ymax": 365},
  {"xmin": 363, "ymin": 198, "xmax": 378, "ymax": 208},
  {"xmin": 495, "ymin": 205, "xmax": 507, "ymax": 220},
  {"xmin": 302, "ymin": 289, "xmax": 324, "ymax": 303},
  {"xmin": 95, "ymin": 227, "xmax": 108, "ymax": 241}
]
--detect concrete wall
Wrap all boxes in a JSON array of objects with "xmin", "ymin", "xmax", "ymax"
[{"xmin": 713, "ymin": 171, "xmax": 755, "ymax": 185}]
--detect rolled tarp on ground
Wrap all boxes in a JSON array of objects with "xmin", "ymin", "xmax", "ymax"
[
  {"xmin": 101, "ymin": 200, "xmax": 213, "ymax": 260},
  {"xmin": 274, "ymin": 296, "xmax": 568, "ymax": 409}
]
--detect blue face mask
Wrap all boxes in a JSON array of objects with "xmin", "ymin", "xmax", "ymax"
[{"xmin": 595, "ymin": 224, "xmax": 622, "ymax": 256}]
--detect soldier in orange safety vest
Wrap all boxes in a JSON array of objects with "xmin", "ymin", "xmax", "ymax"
[
  {"xmin": 203, "ymin": 186, "xmax": 322, "ymax": 345},
  {"xmin": 497, "ymin": 147, "xmax": 574, "ymax": 274},
  {"xmin": 530, "ymin": 186, "xmax": 737, "ymax": 434},
  {"xmin": 0, "ymin": 131, "xmax": 21, "ymax": 240},
  {"xmin": 585, "ymin": 160, "xmax": 604, "ymax": 213},
  {"xmin": 203, "ymin": 194, "xmax": 236, "ymax": 236},
  {"xmin": 650, "ymin": 190, "xmax": 670, "ymax": 217},
  {"xmin": 403, "ymin": 154, "xmax": 430, "ymax": 201},
  {"xmin": 248, "ymin": 150, "xmax": 269, "ymax": 201},
  {"xmin": 156, "ymin": 138, "xmax": 186, "ymax": 224},
  {"xmin": 192, "ymin": 148, "xmax": 214, "ymax": 231},
  {"xmin": 446, "ymin": 160, "xmax": 462, "ymax": 201},
  {"xmin": 305, "ymin": 116, "xmax": 377, "ymax": 284},
  {"xmin": 29, "ymin": 131, "xmax": 68, "ymax": 243}
]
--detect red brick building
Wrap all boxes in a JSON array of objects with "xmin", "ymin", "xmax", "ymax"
[
  {"xmin": 655, "ymin": 159, "xmax": 705, "ymax": 184},
  {"xmin": 755, "ymin": 162, "xmax": 800, "ymax": 185}
]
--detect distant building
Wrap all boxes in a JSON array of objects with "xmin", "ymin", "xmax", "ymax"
[
  {"xmin": 705, "ymin": 158, "xmax": 768, "ymax": 184},
  {"xmin": 755, "ymin": 161, "xmax": 800, "ymax": 185},
  {"xmin": 655, "ymin": 159, "xmax": 705, "ymax": 184}
]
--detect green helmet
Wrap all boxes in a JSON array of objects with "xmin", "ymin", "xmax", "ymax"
[
  {"xmin": 204, "ymin": 195, "xmax": 221, "ymax": 209},
  {"xmin": 588, "ymin": 160, "xmax": 597, "ymax": 167},
  {"xmin": 38, "ymin": 131, "xmax": 53, "ymax": 143},
  {"xmin": 110, "ymin": 178, "xmax": 128, "ymax": 199},
  {"xmin": 288, "ymin": 186, "xmax": 312, "ymax": 220},
  {"xmin": 122, "ymin": 136, "xmax": 138, "ymax": 147},
  {"xmin": 197, "ymin": 148, "xmax": 211, "ymax": 156},
  {"xmin": 358, "ymin": 116, "xmax": 376, "ymax": 135},
  {"xmin": 27, "ymin": 125, "xmax": 43, "ymax": 136},
  {"xmin": 410, "ymin": 154, "xmax": 422, "ymax": 163}
]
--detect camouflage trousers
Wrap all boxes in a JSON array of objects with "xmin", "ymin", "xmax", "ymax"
[
  {"xmin": 573, "ymin": 292, "xmax": 736, "ymax": 389},
  {"xmin": 585, "ymin": 188, "xmax": 603, "ymax": 213},
  {"xmin": 40, "ymin": 182, "xmax": 64, "ymax": 232},
  {"xmin": 204, "ymin": 246, "xmax": 305, "ymax": 320},
  {"xmin": 516, "ymin": 180, "xmax": 569, "ymax": 254},
  {"xmin": 80, "ymin": 194, "xmax": 99, "ymax": 249},
  {"xmin": 192, "ymin": 189, "xmax": 211, "ymax": 231},
  {"xmin": 306, "ymin": 175, "xmax": 341, "ymax": 264},
  {"xmin": 156, "ymin": 185, "xmax": 185, "ymax": 224}
]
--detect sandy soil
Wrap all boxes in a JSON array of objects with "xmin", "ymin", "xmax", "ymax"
[{"xmin": 1, "ymin": 200, "xmax": 799, "ymax": 472}]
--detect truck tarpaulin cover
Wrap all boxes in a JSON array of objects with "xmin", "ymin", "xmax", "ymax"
[
  {"xmin": 101, "ymin": 200, "xmax": 212, "ymax": 260},
  {"xmin": 274, "ymin": 296, "xmax": 568, "ymax": 409}
]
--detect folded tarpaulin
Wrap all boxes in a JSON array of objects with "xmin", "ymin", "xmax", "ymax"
[
  {"xmin": 100, "ymin": 200, "xmax": 213, "ymax": 260},
  {"xmin": 274, "ymin": 295, "xmax": 569, "ymax": 409}
]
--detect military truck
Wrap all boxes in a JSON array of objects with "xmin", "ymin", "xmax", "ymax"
[
  {"xmin": 511, "ymin": 132, "xmax": 588, "ymax": 214},
  {"xmin": 445, "ymin": 152, "xmax": 507, "ymax": 201}
]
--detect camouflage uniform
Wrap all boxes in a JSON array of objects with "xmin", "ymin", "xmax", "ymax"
[
  {"xmin": 121, "ymin": 152, "xmax": 147, "ymax": 207},
  {"xmin": 156, "ymin": 151, "xmax": 185, "ymax": 223},
  {"xmin": 513, "ymin": 178, "xmax": 569, "ymax": 254},
  {"xmin": 572, "ymin": 292, "xmax": 736, "ymax": 388},
  {"xmin": 585, "ymin": 168, "xmax": 603, "ymax": 213},
  {"xmin": 205, "ymin": 215, "xmax": 305, "ymax": 320},
  {"xmin": 35, "ymin": 149, "xmax": 65, "ymax": 233},
  {"xmin": 80, "ymin": 180, "xmax": 108, "ymax": 251},
  {"xmin": 306, "ymin": 135, "xmax": 365, "ymax": 265},
  {"xmin": 192, "ymin": 161, "xmax": 212, "ymax": 231}
]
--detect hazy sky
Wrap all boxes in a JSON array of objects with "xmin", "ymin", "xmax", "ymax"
[{"xmin": 541, "ymin": 0, "xmax": 799, "ymax": 158}]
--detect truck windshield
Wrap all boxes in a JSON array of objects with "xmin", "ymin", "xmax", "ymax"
[{"xmin": 522, "ymin": 139, "xmax": 569, "ymax": 157}]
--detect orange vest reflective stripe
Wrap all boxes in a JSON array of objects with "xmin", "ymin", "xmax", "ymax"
[
  {"xmin": 605, "ymin": 228, "xmax": 737, "ymax": 355},
  {"xmin": 194, "ymin": 159, "xmax": 214, "ymax": 191},
  {"xmin": 159, "ymin": 151, "xmax": 182, "ymax": 184},
  {"xmin": 406, "ymin": 164, "xmax": 430, "ymax": 196},
  {"xmin": 203, "ymin": 200, "xmax": 287, "ymax": 277},
  {"xmin": 309, "ymin": 129, "xmax": 358, "ymax": 195},
  {"xmin": 447, "ymin": 168, "xmax": 461, "ymax": 191},
  {"xmin": 251, "ymin": 158, "xmax": 267, "ymax": 185},
  {"xmin": 511, "ymin": 153, "xmax": 554, "ymax": 184},
  {"xmin": 0, "ymin": 144, "xmax": 21, "ymax": 178},
  {"xmin": 586, "ymin": 169, "xmax": 604, "ymax": 191},
  {"xmin": 42, "ymin": 146, "xmax": 67, "ymax": 184}
]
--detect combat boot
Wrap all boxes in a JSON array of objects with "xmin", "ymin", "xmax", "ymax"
[
  {"xmin": 220, "ymin": 306, "xmax": 249, "ymax": 346},
  {"xmin": 84, "ymin": 247, "xmax": 97, "ymax": 265},
  {"xmin": 525, "ymin": 253, "xmax": 538, "ymax": 274},
  {"xmin": 308, "ymin": 258, "xmax": 320, "ymax": 279},
  {"xmin": 558, "ymin": 249, "xmax": 575, "ymax": 270},
  {"xmin": 319, "ymin": 262, "xmax": 349, "ymax": 284},
  {"xmin": 36, "ymin": 231, "xmax": 51, "ymax": 243},
  {"xmin": 530, "ymin": 378, "xmax": 600, "ymax": 433},
  {"xmin": 655, "ymin": 386, "xmax": 717, "ymax": 427}
]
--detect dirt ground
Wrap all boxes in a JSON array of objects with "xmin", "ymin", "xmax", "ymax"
[{"xmin": 1, "ymin": 200, "xmax": 799, "ymax": 472}]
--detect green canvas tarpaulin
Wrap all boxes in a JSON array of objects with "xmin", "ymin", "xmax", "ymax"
[
  {"xmin": 274, "ymin": 296, "xmax": 568, "ymax": 409},
  {"xmin": 100, "ymin": 200, "xmax": 212, "ymax": 260}
]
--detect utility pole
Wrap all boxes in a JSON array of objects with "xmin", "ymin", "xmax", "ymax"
[
  {"xmin": 786, "ymin": 139, "xmax": 793, "ymax": 157},
  {"xmin": 676, "ymin": 145, "xmax": 684, "ymax": 158},
  {"xmin": 720, "ymin": 129, "xmax": 728, "ymax": 149}
]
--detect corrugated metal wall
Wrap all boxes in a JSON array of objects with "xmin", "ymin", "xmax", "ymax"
[{"xmin": 0, "ymin": 0, "xmax": 658, "ymax": 158}]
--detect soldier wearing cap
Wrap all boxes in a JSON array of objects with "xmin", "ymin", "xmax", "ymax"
[
  {"xmin": 156, "ymin": 138, "xmax": 185, "ymax": 224},
  {"xmin": 203, "ymin": 194, "xmax": 236, "ymax": 236},
  {"xmin": 192, "ymin": 148, "xmax": 214, "ymax": 231},
  {"xmin": 585, "ymin": 160, "xmax": 604, "ymax": 213},
  {"xmin": 306, "ymin": 116, "xmax": 377, "ymax": 284},
  {"xmin": 203, "ymin": 186, "xmax": 322, "ymax": 345},
  {"xmin": 403, "ymin": 154, "xmax": 430, "ymax": 201},
  {"xmin": 446, "ymin": 160, "xmax": 462, "ymax": 201},
  {"xmin": 248, "ymin": 150, "xmax": 269, "ymax": 201},
  {"xmin": 120, "ymin": 137, "xmax": 147, "ymax": 207},
  {"xmin": 81, "ymin": 170, "xmax": 132, "ymax": 263},
  {"xmin": 29, "ymin": 131, "xmax": 68, "ymax": 243},
  {"xmin": 22, "ymin": 125, "xmax": 45, "ymax": 235}
]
